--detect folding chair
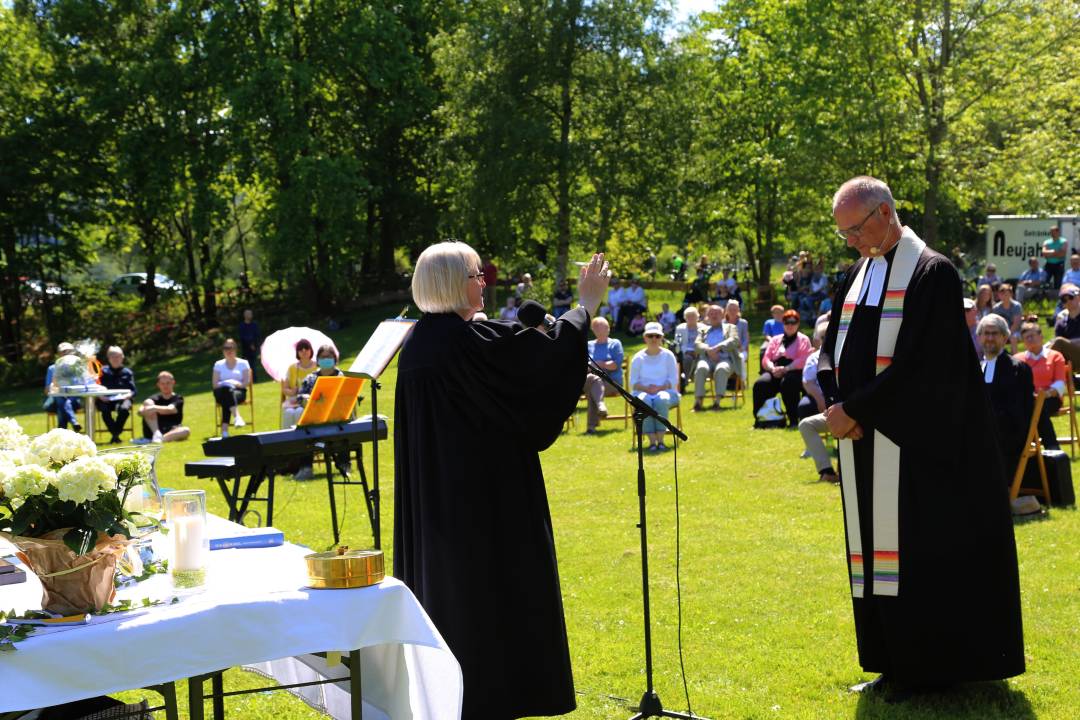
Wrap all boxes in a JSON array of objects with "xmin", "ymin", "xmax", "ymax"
[
  {"xmin": 1011, "ymin": 391, "xmax": 1052, "ymax": 506},
  {"xmin": 1054, "ymin": 362, "xmax": 1078, "ymax": 458},
  {"xmin": 210, "ymin": 383, "xmax": 256, "ymax": 433},
  {"xmin": 93, "ymin": 401, "xmax": 136, "ymax": 444}
]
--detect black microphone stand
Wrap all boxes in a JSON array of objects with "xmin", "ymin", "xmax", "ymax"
[{"xmin": 586, "ymin": 357, "xmax": 705, "ymax": 720}]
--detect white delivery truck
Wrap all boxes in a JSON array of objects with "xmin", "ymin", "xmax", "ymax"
[{"xmin": 985, "ymin": 215, "xmax": 1080, "ymax": 280}]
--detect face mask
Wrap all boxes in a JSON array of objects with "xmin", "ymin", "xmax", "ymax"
[{"xmin": 317, "ymin": 357, "xmax": 335, "ymax": 370}]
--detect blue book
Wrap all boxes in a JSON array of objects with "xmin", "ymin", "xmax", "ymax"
[{"xmin": 209, "ymin": 527, "xmax": 285, "ymax": 551}]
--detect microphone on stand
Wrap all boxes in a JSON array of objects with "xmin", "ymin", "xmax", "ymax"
[{"xmin": 517, "ymin": 300, "xmax": 554, "ymax": 332}]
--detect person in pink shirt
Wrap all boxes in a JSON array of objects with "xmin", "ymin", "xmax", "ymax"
[
  {"xmin": 754, "ymin": 309, "xmax": 813, "ymax": 427},
  {"xmin": 1015, "ymin": 320, "xmax": 1067, "ymax": 449}
]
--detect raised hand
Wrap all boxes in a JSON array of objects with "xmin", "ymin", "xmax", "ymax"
[{"xmin": 577, "ymin": 253, "xmax": 610, "ymax": 317}]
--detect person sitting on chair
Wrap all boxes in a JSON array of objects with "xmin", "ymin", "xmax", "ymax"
[
  {"xmin": 552, "ymin": 279, "xmax": 574, "ymax": 318},
  {"xmin": 991, "ymin": 283, "xmax": 1023, "ymax": 353},
  {"xmin": 1016, "ymin": 258, "xmax": 1047, "ymax": 303},
  {"xmin": 582, "ymin": 316, "xmax": 624, "ymax": 435},
  {"xmin": 629, "ymin": 322, "xmax": 680, "ymax": 452},
  {"xmin": 136, "ymin": 371, "xmax": 190, "ymax": 444},
  {"xmin": 754, "ymin": 309, "xmax": 812, "ymax": 427},
  {"xmin": 692, "ymin": 304, "xmax": 741, "ymax": 411},
  {"xmin": 498, "ymin": 296, "xmax": 518, "ymax": 322},
  {"xmin": 979, "ymin": 315, "xmax": 1034, "ymax": 481},
  {"xmin": 1063, "ymin": 254, "xmax": 1080, "ymax": 288},
  {"xmin": 43, "ymin": 342, "xmax": 82, "ymax": 432},
  {"xmin": 212, "ymin": 338, "xmax": 252, "ymax": 438},
  {"xmin": 724, "ymin": 300, "xmax": 750, "ymax": 384},
  {"xmin": 292, "ymin": 344, "xmax": 347, "ymax": 480},
  {"xmin": 282, "ymin": 338, "xmax": 318, "ymax": 428},
  {"xmin": 673, "ymin": 306, "xmax": 705, "ymax": 392},
  {"xmin": 1049, "ymin": 283, "xmax": 1080, "ymax": 369},
  {"xmin": 98, "ymin": 346, "xmax": 137, "ymax": 444},
  {"xmin": 1015, "ymin": 321, "xmax": 1066, "ymax": 451}
]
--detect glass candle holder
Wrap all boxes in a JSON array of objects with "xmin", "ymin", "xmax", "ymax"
[{"xmin": 163, "ymin": 489, "xmax": 208, "ymax": 591}]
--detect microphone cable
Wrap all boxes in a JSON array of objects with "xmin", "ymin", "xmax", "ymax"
[{"xmin": 672, "ymin": 433, "xmax": 694, "ymax": 716}]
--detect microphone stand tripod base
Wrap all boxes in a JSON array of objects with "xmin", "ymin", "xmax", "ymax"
[{"xmin": 629, "ymin": 690, "xmax": 706, "ymax": 720}]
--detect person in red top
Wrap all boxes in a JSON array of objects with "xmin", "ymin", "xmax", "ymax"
[
  {"xmin": 754, "ymin": 309, "xmax": 813, "ymax": 426},
  {"xmin": 1015, "ymin": 320, "xmax": 1067, "ymax": 449}
]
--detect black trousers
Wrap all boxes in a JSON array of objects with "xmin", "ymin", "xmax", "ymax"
[
  {"xmin": 752, "ymin": 371, "xmax": 803, "ymax": 426},
  {"xmin": 96, "ymin": 398, "xmax": 132, "ymax": 439},
  {"xmin": 1039, "ymin": 395, "xmax": 1063, "ymax": 449},
  {"xmin": 213, "ymin": 386, "xmax": 247, "ymax": 425},
  {"xmin": 1046, "ymin": 262, "xmax": 1064, "ymax": 288}
]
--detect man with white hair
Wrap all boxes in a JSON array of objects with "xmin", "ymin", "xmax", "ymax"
[
  {"xmin": 582, "ymin": 316, "xmax": 624, "ymax": 434},
  {"xmin": 818, "ymin": 176, "xmax": 1023, "ymax": 696},
  {"xmin": 98, "ymin": 345, "xmax": 137, "ymax": 444},
  {"xmin": 693, "ymin": 304, "xmax": 741, "ymax": 411},
  {"xmin": 978, "ymin": 314, "xmax": 1033, "ymax": 480}
]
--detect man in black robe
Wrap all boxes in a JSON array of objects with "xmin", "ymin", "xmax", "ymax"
[
  {"xmin": 819, "ymin": 177, "xmax": 1024, "ymax": 695},
  {"xmin": 978, "ymin": 313, "xmax": 1034, "ymax": 480},
  {"xmin": 394, "ymin": 244, "xmax": 610, "ymax": 718}
]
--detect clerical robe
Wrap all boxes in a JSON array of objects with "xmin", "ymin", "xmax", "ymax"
[
  {"xmin": 818, "ymin": 235, "xmax": 1025, "ymax": 684},
  {"xmin": 394, "ymin": 308, "xmax": 588, "ymax": 718},
  {"xmin": 984, "ymin": 352, "xmax": 1035, "ymax": 480}
]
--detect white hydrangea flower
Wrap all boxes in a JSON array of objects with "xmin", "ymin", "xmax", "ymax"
[
  {"xmin": 29, "ymin": 428, "xmax": 97, "ymax": 468},
  {"xmin": 54, "ymin": 456, "xmax": 116, "ymax": 504},
  {"xmin": 0, "ymin": 418, "xmax": 29, "ymax": 452},
  {"xmin": 1, "ymin": 464, "xmax": 55, "ymax": 500},
  {"xmin": 101, "ymin": 452, "xmax": 153, "ymax": 482}
]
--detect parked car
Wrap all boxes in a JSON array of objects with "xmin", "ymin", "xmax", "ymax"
[
  {"xmin": 109, "ymin": 273, "xmax": 184, "ymax": 296},
  {"xmin": 20, "ymin": 278, "xmax": 71, "ymax": 304}
]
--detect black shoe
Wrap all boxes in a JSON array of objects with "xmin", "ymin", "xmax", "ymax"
[
  {"xmin": 72, "ymin": 423, "xmax": 83, "ymax": 433},
  {"xmin": 111, "ymin": 435, "xmax": 122, "ymax": 445},
  {"xmin": 819, "ymin": 469, "xmax": 839, "ymax": 483}
]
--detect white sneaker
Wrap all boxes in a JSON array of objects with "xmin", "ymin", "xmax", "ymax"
[
  {"xmin": 151, "ymin": 431, "xmax": 163, "ymax": 443},
  {"xmin": 800, "ymin": 450, "xmax": 811, "ymax": 459},
  {"xmin": 293, "ymin": 466, "xmax": 314, "ymax": 481},
  {"xmin": 233, "ymin": 413, "xmax": 246, "ymax": 428}
]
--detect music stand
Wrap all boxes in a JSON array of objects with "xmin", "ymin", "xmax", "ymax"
[{"xmin": 343, "ymin": 318, "xmax": 417, "ymax": 550}]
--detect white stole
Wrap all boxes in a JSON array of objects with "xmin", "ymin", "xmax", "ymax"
[{"xmin": 834, "ymin": 228, "xmax": 926, "ymax": 598}]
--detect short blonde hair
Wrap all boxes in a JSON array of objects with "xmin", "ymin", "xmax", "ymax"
[
  {"xmin": 411, "ymin": 241, "xmax": 481, "ymax": 313},
  {"xmin": 106, "ymin": 345, "xmax": 124, "ymax": 358}
]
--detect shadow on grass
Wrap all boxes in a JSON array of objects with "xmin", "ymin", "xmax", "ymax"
[{"xmin": 854, "ymin": 679, "xmax": 1034, "ymax": 720}]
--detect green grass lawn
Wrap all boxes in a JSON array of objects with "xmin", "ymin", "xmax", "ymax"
[{"xmin": 3, "ymin": 295, "xmax": 1078, "ymax": 719}]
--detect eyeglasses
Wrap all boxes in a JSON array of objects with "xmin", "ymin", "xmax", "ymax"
[
  {"xmin": 467, "ymin": 271, "xmax": 485, "ymax": 282},
  {"xmin": 1063, "ymin": 294, "xmax": 1077, "ymax": 301},
  {"xmin": 835, "ymin": 206, "xmax": 879, "ymax": 240},
  {"xmin": 783, "ymin": 319, "xmax": 799, "ymax": 325},
  {"xmin": 644, "ymin": 334, "xmax": 663, "ymax": 339}
]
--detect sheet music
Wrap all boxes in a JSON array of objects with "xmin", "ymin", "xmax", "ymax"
[{"xmin": 346, "ymin": 319, "xmax": 417, "ymax": 379}]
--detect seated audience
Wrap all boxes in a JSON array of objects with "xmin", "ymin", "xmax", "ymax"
[
  {"xmin": 797, "ymin": 325, "xmax": 837, "ymax": 482},
  {"xmin": 618, "ymin": 278, "xmax": 648, "ymax": 332},
  {"xmin": 977, "ymin": 263, "xmax": 1001, "ymax": 289},
  {"xmin": 1015, "ymin": 321, "xmax": 1066, "ymax": 450},
  {"xmin": 293, "ymin": 344, "xmax": 347, "ymax": 480},
  {"xmin": 515, "ymin": 273, "xmax": 537, "ymax": 303},
  {"xmin": 608, "ymin": 279, "xmax": 628, "ymax": 327},
  {"xmin": 712, "ymin": 281, "xmax": 733, "ymax": 305},
  {"xmin": 673, "ymin": 306, "xmax": 705, "ymax": 392},
  {"xmin": 991, "ymin": 283, "xmax": 1023, "ymax": 353},
  {"xmin": 43, "ymin": 342, "xmax": 82, "ymax": 432},
  {"xmin": 628, "ymin": 312, "xmax": 646, "ymax": 335},
  {"xmin": 692, "ymin": 305, "xmax": 742, "ymax": 411},
  {"xmin": 657, "ymin": 303, "xmax": 677, "ymax": 335},
  {"xmin": 978, "ymin": 315, "xmax": 1033, "ymax": 480},
  {"xmin": 282, "ymin": 338, "xmax": 318, "ymax": 428},
  {"xmin": 498, "ymin": 296, "xmax": 519, "ymax": 322},
  {"xmin": 582, "ymin": 317, "xmax": 624, "ymax": 435},
  {"xmin": 98, "ymin": 345, "xmax": 137, "ymax": 444},
  {"xmin": 965, "ymin": 298, "xmax": 982, "ymax": 360},
  {"xmin": 552, "ymin": 279, "xmax": 573, "ymax": 318},
  {"xmin": 630, "ymin": 323, "xmax": 680, "ymax": 452},
  {"xmin": 212, "ymin": 338, "xmax": 252, "ymax": 438},
  {"xmin": 1063, "ymin": 254, "xmax": 1080, "ymax": 288},
  {"xmin": 136, "ymin": 371, "xmax": 190, "ymax": 444},
  {"xmin": 753, "ymin": 310, "xmax": 812, "ymax": 427},
  {"xmin": 1049, "ymin": 283, "xmax": 1080, "ymax": 369},
  {"xmin": 1016, "ymin": 258, "xmax": 1048, "ymax": 303},
  {"xmin": 724, "ymin": 300, "xmax": 750, "ymax": 381},
  {"xmin": 762, "ymin": 305, "xmax": 784, "ymax": 340}
]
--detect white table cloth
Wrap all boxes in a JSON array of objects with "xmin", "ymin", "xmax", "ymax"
[{"xmin": 0, "ymin": 532, "xmax": 462, "ymax": 719}]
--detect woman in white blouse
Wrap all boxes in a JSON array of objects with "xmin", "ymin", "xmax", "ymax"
[
  {"xmin": 629, "ymin": 322, "xmax": 680, "ymax": 451},
  {"xmin": 211, "ymin": 338, "xmax": 252, "ymax": 437}
]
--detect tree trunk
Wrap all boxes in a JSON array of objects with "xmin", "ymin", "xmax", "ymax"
[{"xmin": 553, "ymin": 0, "xmax": 580, "ymax": 285}]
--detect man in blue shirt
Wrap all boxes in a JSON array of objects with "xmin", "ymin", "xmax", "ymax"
[
  {"xmin": 762, "ymin": 304, "xmax": 784, "ymax": 339},
  {"xmin": 582, "ymin": 316, "xmax": 624, "ymax": 434},
  {"xmin": 693, "ymin": 304, "xmax": 742, "ymax": 411},
  {"xmin": 1015, "ymin": 257, "xmax": 1048, "ymax": 303}
]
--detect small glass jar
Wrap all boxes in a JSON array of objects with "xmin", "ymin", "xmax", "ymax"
[{"xmin": 163, "ymin": 489, "xmax": 208, "ymax": 592}]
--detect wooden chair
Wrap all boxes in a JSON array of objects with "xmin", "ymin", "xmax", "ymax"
[
  {"xmin": 45, "ymin": 411, "xmax": 57, "ymax": 431},
  {"xmin": 574, "ymin": 358, "xmax": 631, "ymax": 431},
  {"xmin": 1011, "ymin": 391, "xmax": 1052, "ymax": 505},
  {"xmin": 701, "ymin": 367, "xmax": 744, "ymax": 409},
  {"xmin": 1054, "ymin": 362, "xmax": 1078, "ymax": 458},
  {"xmin": 93, "ymin": 401, "xmax": 136, "ymax": 444},
  {"xmin": 210, "ymin": 384, "xmax": 256, "ymax": 434}
]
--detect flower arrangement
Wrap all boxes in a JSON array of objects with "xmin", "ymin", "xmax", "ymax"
[{"xmin": 0, "ymin": 426, "xmax": 156, "ymax": 555}]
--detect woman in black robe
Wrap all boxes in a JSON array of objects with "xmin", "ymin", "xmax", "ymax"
[{"xmin": 394, "ymin": 242, "xmax": 609, "ymax": 718}]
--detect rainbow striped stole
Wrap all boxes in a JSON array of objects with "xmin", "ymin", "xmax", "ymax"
[{"xmin": 835, "ymin": 229, "xmax": 926, "ymax": 598}]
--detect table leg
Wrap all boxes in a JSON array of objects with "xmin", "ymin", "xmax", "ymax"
[
  {"xmin": 349, "ymin": 649, "xmax": 362, "ymax": 719},
  {"xmin": 212, "ymin": 671, "xmax": 225, "ymax": 720},
  {"xmin": 189, "ymin": 675, "xmax": 205, "ymax": 720},
  {"xmin": 84, "ymin": 399, "xmax": 95, "ymax": 438},
  {"xmin": 147, "ymin": 681, "xmax": 180, "ymax": 720}
]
